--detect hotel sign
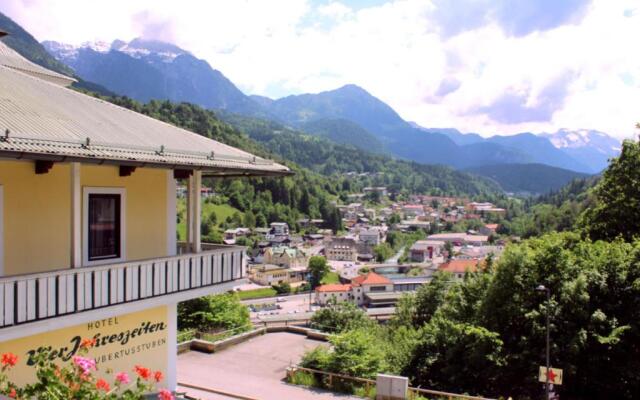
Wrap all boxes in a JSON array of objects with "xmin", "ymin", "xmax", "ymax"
[{"xmin": 0, "ymin": 306, "xmax": 168, "ymax": 386}]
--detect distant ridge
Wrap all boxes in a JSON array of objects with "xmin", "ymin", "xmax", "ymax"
[{"xmin": 465, "ymin": 163, "xmax": 591, "ymax": 195}]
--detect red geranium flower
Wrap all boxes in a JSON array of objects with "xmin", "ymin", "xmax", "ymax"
[
  {"xmin": 154, "ymin": 371, "xmax": 164, "ymax": 382},
  {"xmin": 8, "ymin": 388, "xmax": 16, "ymax": 398},
  {"xmin": 1, "ymin": 353, "xmax": 18, "ymax": 367},
  {"xmin": 96, "ymin": 378, "xmax": 110, "ymax": 392},
  {"xmin": 80, "ymin": 338, "xmax": 97, "ymax": 349},
  {"xmin": 158, "ymin": 389, "xmax": 174, "ymax": 400},
  {"xmin": 134, "ymin": 365, "xmax": 152, "ymax": 380}
]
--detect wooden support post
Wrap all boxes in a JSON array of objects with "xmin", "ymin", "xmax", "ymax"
[
  {"xmin": 70, "ymin": 163, "xmax": 81, "ymax": 268},
  {"xmin": 186, "ymin": 171, "xmax": 202, "ymax": 253},
  {"xmin": 193, "ymin": 171, "xmax": 202, "ymax": 253}
]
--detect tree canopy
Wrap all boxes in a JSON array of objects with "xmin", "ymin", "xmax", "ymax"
[{"xmin": 580, "ymin": 138, "xmax": 640, "ymax": 242}]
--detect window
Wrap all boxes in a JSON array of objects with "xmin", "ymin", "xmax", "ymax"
[
  {"xmin": 370, "ymin": 286, "xmax": 387, "ymax": 292},
  {"xmin": 83, "ymin": 188, "xmax": 125, "ymax": 266},
  {"xmin": 88, "ymin": 194, "xmax": 121, "ymax": 261}
]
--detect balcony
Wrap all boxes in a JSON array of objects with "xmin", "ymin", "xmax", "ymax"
[{"xmin": 0, "ymin": 245, "xmax": 246, "ymax": 329}]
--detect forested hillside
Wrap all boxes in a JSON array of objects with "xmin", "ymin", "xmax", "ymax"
[
  {"xmin": 465, "ymin": 163, "xmax": 591, "ymax": 195},
  {"xmin": 497, "ymin": 176, "xmax": 597, "ymax": 238},
  {"xmin": 101, "ymin": 97, "xmax": 501, "ymax": 234},
  {"xmin": 218, "ymin": 111, "xmax": 500, "ymax": 196}
]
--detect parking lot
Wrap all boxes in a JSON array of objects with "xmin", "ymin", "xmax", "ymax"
[{"xmin": 177, "ymin": 332, "xmax": 360, "ymax": 400}]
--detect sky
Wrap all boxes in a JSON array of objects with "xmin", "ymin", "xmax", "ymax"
[{"xmin": 1, "ymin": 0, "xmax": 639, "ymax": 139}]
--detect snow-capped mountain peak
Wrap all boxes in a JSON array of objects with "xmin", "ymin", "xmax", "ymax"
[
  {"xmin": 539, "ymin": 129, "xmax": 621, "ymax": 173},
  {"xmin": 43, "ymin": 38, "xmax": 189, "ymax": 63},
  {"xmin": 542, "ymin": 129, "xmax": 620, "ymax": 152}
]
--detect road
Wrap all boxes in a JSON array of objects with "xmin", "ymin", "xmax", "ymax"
[
  {"xmin": 385, "ymin": 246, "xmax": 405, "ymax": 264},
  {"xmin": 242, "ymin": 293, "xmax": 318, "ymax": 321}
]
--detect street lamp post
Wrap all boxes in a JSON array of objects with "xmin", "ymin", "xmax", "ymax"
[
  {"xmin": 306, "ymin": 273, "xmax": 313, "ymax": 312},
  {"xmin": 536, "ymin": 284, "xmax": 551, "ymax": 400}
]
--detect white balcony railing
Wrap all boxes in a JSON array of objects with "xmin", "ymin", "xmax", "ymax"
[{"xmin": 0, "ymin": 246, "xmax": 245, "ymax": 328}]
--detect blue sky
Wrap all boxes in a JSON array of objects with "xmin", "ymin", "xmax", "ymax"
[{"xmin": 3, "ymin": 0, "xmax": 639, "ymax": 138}]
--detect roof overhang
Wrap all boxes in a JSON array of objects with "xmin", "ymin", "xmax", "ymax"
[{"xmin": 0, "ymin": 137, "xmax": 293, "ymax": 178}]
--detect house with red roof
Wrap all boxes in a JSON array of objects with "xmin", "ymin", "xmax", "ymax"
[
  {"xmin": 315, "ymin": 283, "xmax": 353, "ymax": 305},
  {"xmin": 350, "ymin": 272, "xmax": 393, "ymax": 305},
  {"xmin": 438, "ymin": 258, "xmax": 484, "ymax": 280},
  {"xmin": 314, "ymin": 271, "xmax": 396, "ymax": 306}
]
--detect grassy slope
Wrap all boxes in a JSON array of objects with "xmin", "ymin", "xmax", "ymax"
[
  {"xmin": 321, "ymin": 272, "xmax": 340, "ymax": 284},
  {"xmin": 177, "ymin": 199, "xmax": 243, "ymax": 241}
]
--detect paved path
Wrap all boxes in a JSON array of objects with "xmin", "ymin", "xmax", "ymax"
[
  {"xmin": 385, "ymin": 246, "xmax": 405, "ymax": 264},
  {"xmin": 177, "ymin": 332, "xmax": 361, "ymax": 400}
]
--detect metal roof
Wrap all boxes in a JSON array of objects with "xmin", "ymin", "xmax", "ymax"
[
  {"xmin": 0, "ymin": 41, "xmax": 75, "ymax": 86},
  {"xmin": 0, "ymin": 42, "xmax": 290, "ymax": 176}
]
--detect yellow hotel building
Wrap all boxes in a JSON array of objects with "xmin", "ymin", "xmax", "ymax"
[{"xmin": 0, "ymin": 32, "xmax": 289, "ymax": 389}]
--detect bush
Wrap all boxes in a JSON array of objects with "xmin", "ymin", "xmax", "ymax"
[
  {"xmin": 288, "ymin": 370, "xmax": 320, "ymax": 387},
  {"xmin": 310, "ymin": 301, "xmax": 373, "ymax": 333},
  {"xmin": 272, "ymin": 282, "xmax": 292, "ymax": 294},
  {"xmin": 178, "ymin": 293, "xmax": 250, "ymax": 332}
]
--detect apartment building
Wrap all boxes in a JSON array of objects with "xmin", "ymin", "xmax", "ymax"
[{"xmin": 325, "ymin": 238, "xmax": 358, "ymax": 261}]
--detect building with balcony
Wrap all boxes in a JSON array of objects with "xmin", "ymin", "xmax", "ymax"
[{"xmin": 0, "ymin": 36, "xmax": 289, "ymax": 390}]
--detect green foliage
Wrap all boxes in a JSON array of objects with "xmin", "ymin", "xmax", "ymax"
[
  {"xmin": 288, "ymin": 370, "xmax": 320, "ymax": 387},
  {"xmin": 412, "ymin": 272, "xmax": 453, "ymax": 327},
  {"xmin": 320, "ymin": 271, "xmax": 340, "ymax": 284},
  {"xmin": 300, "ymin": 117, "xmax": 385, "ymax": 153},
  {"xmin": 219, "ymin": 111, "xmax": 501, "ymax": 197},
  {"xmin": 580, "ymin": 139, "xmax": 640, "ymax": 242},
  {"xmin": 480, "ymin": 232, "xmax": 640, "ymax": 399},
  {"xmin": 499, "ymin": 176, "xmax": 597, "ymax": 238},
  {"xmin": 272, "ymin": 282, "xmax": 292, "ymax": 295},
  {"xmin": 444, "ymin": 241, "xmax": 454, "ymax": 259},
  {"xmin": 373, "ymin": 243, "xmax": 393, "ymax": 262},
  {"xmin": 403, "ymin": 316, "xmax": 505, "ymax": 396},
  {"xmin": 308, "ymin": 256, "xmax": 330, "ymax": 288},
  {"xmin": 310, "ymin": 302, "xmax": 373, "ymax": 333},
  {"xmin": 235, "ymin": 287, "xmax": 277, "ymax": 300},
  {"xmin": 302, "ymin": 329, "xmax": 389, "ymax": 380},
  {"xmin": 465, "ymin": 163, "xmax": 590, "ymax": 195},
  {"xmin": 178, "ymin": 293, "xmax": 250, "ymax": 332}
]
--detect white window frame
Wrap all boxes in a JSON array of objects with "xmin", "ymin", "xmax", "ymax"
[{"xmin": 83, "ymin": 187, "xmax": 126, "ymax": 267}]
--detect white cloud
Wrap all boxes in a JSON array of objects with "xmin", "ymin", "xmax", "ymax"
[
  {"xmin": 317, "ymin": 1, "xmax": 353, "ymax": 19},
  {"xmin": 2, "ymin": 0, "xmax": 639, "ymax": 139}
]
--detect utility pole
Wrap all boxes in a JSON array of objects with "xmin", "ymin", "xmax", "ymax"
[{"xmin": 536, "ymin": 284, "xmax": 551, "ymax": 400}]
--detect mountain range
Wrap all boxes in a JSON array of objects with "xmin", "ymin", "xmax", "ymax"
[
  {"xmin": 0, "ymin": 10, "xmax": 621, "ymax": 192},
  {"xmin": 42, "ymin": 37, "xmax": 619, "ymax": 175}
]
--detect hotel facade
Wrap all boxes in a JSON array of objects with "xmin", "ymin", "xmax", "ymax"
[{"xmin": 0, "ymin": 33, "xmax": 289, "ymax": 389}]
